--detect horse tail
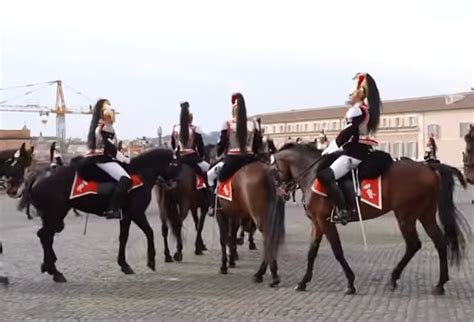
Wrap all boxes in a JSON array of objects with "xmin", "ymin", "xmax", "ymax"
[
  {"xmin": 428, "ymin": 163, "xmax": 472, "ymax": 266},
  {"xmin": 263, "ymin": 171, "xmax": 286, "ymax": 264}
]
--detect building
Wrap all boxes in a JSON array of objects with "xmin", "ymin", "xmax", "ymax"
[
  {"xmin": 255, "ymin": 91, "xmax": 474, "ymax": 168},
  {"xmin": 0, "ymin": 128, "xmax": 32, "ymax": 151}
]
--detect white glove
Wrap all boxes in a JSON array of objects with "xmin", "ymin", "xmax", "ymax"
[
  {"xmin": 115, "ymin": 151, "xmax": 130, "ymax": 164},
  {"xmin": 322, "ymin": 140, "xmax": 341, "ymax": 155}
]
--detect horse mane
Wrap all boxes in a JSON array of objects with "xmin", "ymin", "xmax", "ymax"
[
  {"xmin": 0, "ymin": 149, "xmax": 17, "ymax": 162},
  {"xmin": 278, "ymin": 142, "xmax": 322, "ymax": 157},
  {"xmin": 130, "ymin": 148, "xmax": 174, "ymax": 168}
]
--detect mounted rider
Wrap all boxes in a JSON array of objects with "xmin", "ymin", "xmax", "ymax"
[
  {"xmin": 171, "ymin": 101, "xmax": 211, "ymax": 190},
  {"xmin": 256, "ymin": 118, "xmax": 277, "ymax": 162},
  {"xmin": 49, "ymin": 142, "xmax": 63, "ymax": 168},
  {"xmin": 424, "ymin": 135, "xmax": 438, "ymax": 162},
  {"xmin": 207, "ymin": 93, "xmax": 262, "ymax": 209},
  {"xmin": 84, "ymin": 99, "xmax": 131, "ymax": 220},
  {"xmin": 317, "ymin": 73, "xmax": 382, "ymax": 224}
]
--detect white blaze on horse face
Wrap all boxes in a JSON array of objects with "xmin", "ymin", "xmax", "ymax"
[{"xmin": 270, "ymin": 154, "xmax": 276, "ymax": 165}]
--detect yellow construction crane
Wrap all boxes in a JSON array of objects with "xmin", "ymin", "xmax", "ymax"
[{"xmin": 0, "ymin": 80, "xmax": 117, "ymax": 153}]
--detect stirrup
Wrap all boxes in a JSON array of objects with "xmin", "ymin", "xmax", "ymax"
[{"xmin": 328, "ymin": 208, "xmax": 352, "ymax": 226}]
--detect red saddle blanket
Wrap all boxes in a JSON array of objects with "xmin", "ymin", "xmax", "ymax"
[
  {"xmin": 196, "ymin": 175, "xmax": 206, "ymax": 190},
  {"xmin": 70, "ymin": 173, "xmax": 143, "ymax": 200},
  {"xmin": 311, "ymin": 176, "xmax": 383, "ymax": 210},
  {"xmin": 216, "ymin": 178, "xmax": 233, "ymax": 201}
]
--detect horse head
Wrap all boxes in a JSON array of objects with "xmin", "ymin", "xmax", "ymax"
[
  {"xmin": 129, "ymin": 148, "xmax": 181, "ymax": 184},
  {"xmin": 6, "ymin": 143, "xmax": 35, "ymax": 198}
]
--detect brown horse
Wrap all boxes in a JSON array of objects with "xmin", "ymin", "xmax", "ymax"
[
  {"xmin": 273, "ymin": 143, "xmax": 471, "ymax": 295},
  {"xmin": 463, "ymin": 124, "xmax": 474, "ymax": 184},
  {"xmin": 216, "ymin": 161, "xmax": 285, "ymax": 287},
  {"xmin": 155, "ymin": 163, "xmax": 209, "ymax": 262}
]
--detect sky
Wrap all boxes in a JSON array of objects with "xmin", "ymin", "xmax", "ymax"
[{"xmin": 0, "ymin": 0, "xmax": 473, "ymax": 140}]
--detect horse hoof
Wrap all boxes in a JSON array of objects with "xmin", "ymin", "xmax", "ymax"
[
  {"xmin": 147, "ymin": 261, "xmax": 156, "ymax": 271},
  {"xmin": 0, "ymin": 276, "xmax": 9, "ymax": 285},
  {"xmin": 121, "ymin": 266, "xmax": 135, "ymax": 275},
  {"xmin": 41, "ymin": 263, "xmax": 47, "ymax": 274},
  {"xmin": 53, "ymin": 273, "xmax": 67, "ymax": 283},
  {"xmin": 249, "ymin": 243, "xmax": 257, "ymax": 250},
  {"xmin": 432, "ymin": 286, "xmax": 445, "ymax": 296},
  {"xmin": 390, "ymin": 280, "xmax": 398, "ymax": 291},
  {"xmin": 236, "ymin": 238, "xmax": 244, "ymax": 246},
  {"xmin": 164, "ymin": 255, "xmax": 173, "ymax": 263},
  {"xmin": 253, "ymin": 274, "xmax": 263, "ymax": 283},
  {"xmin": 269, "ymin": 279, "xmax": 280, "ymax": 288},
  {"xmin": 201, "ymin": 244, "xmax": 208, "ymax": 251},
  {"xmin": 173, "ymin": 253, "xmax": 183, "ymax": 262},
  {"xmin": 295, "ymin": 283, "xmax": 306, "ymax": 291},
  {"xmin": 345, "ymin": 287, "xmax": 356, "ymax": 295},
  {"xmin": 234, "ymin": 253, "xmax": 239, "ymax": 261},
  {"xmin": 220, "ymin": 267, "xmax": 228, "ymax": 275},
  {"xmin": 229, "ymin": 262, "xmax": 236, "ymax": 268},
  {"xmin": 195, "ymin": 249, "xmax": 204, "ymax": 255}
]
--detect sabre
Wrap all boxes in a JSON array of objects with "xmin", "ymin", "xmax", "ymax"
[
  {"xmin": 351, "ymin": 168, "xmax": 368, "ymax": 251},
  {"xmin": 83, "ymin": 214, "xmax": 89, "ymax": 236}
]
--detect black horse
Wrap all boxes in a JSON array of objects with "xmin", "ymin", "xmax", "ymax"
[{"xmin": 13, "ymin": 148, "xmax": 180, "ymax": 282}]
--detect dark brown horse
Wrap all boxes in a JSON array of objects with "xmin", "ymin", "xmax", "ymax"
[
  {"xmin": 216, "ymin": 161, "xmax": 285, "ymax": 287},
  {"xmin": 463, "ymin": 124, "xmax": 474, "ymax": 184},
  {"xmin": 155, "ymin": 163, "xmax": 209, "ymax": 262},
  {"xmin": 273, "ymin": 143, "xmax": 471, "ymax": 295}
]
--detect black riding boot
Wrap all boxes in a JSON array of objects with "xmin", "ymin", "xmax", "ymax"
[
  {"xmin": 104, "ymin": 176, "xmax": 132, "ymax": 220},
  {"xmin": 317, "ymin": 168, "xmax": 351, "ymax": 225}
]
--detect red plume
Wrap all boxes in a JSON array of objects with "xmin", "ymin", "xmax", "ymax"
[
  {"xmin": 357, "ymin": 74, "xmax": 365, "ymax": 89},
  {"xmin": 231, "ymin": 93, "xmax": 238, "ymax": 105}
]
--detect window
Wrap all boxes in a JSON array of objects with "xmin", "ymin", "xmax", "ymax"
[
  {"xmin": 332, "ymin": 121, "xmax": 338, "ymax": 131},
  {"xmin": 395, "ymin": 117, "xmax": 401, "ymax": 127},
  {"xmin": 304, "ymin": 124, "xmax": 308, "ymax": 132},
  {"xmin": 296, "ymin": 124, "xmax": 300, "ymax": 132},
  {"xmin": 287, "ymin": 125, "xmax": 292, "ymax": 132},
  {"xmin": 381, "ymin": 118, "xmax": 387, "ymax": 128},
  {"xmin": 272, "ymin": 125, "xmax": 276, "ymax": 133},
  {"xmin": 322, "ymin": 122, "xmax": 327, "ymax": 130},
  {"xmin": 391, "ymin": 142, "xmax": 402, "ymax": 158},
  {"xmin": 427, "ymin": 124, "xmax": 440, "ymax": 139},
  {"xmin": 405, "ymin": 142, "xmax": 417, "ymax": 159},
  {"xmin": 280, "ymin": 125, "xmax": 284, "ymax": 133},
  {"xmin": 409, "ymin": 116, "xmax": 417, "ymax": 127},
  {"xmin": 460, "ymin": 122, "xmax": 473, "ymax": 138},
  {"xmin": 315, "ymin": 123, "xmax": 320, "ymax": 131}
]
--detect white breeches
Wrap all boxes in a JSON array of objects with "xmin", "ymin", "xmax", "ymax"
[
  {"xmin": 207, "ymin": 161, "xmax": 224, "ymax": 186},
  {"xmin": 329, "ymin": 155, "xmax": 362, "ymax": 180},
  {"xmin": 96, "ymin": 162, "xmax": 131, "ymax": 181},
  {"xmin": 198, "ymin": 160, "xmax": 210, "ymax": 172}
]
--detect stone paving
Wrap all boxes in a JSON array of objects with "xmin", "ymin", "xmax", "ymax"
[{"xmin": 0, "ymin": 186, "xmax": 473, "ymax": 321}]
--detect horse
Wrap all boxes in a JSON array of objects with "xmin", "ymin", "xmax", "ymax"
[
  {"xmin": 10, "ymin": 148, "xmax": 180, "ymax": 282},
  {"xmin": 215, "ymin": 160, "xmax": 286, "ymax": 287},
  {"xmin": 155, "ymin": 161, "xmax": 210, "ymax": 262},
  {"xmin": 463, "ymin": 124, "xmax": 474, "ymax": 184},
  {"xmin": 272, "ymin": 142, "xmax": 471, "ymax": 295}
]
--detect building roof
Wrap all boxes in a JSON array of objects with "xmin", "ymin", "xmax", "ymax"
[{"xmin": 254, "ymin": 91, "xmax": 474, "ymax": 123}]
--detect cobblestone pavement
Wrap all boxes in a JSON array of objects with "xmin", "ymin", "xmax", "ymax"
[{"xmin": 0, "ymin": 186, "xmax": 473, "ymax": 321}]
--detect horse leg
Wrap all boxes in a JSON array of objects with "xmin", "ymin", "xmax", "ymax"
[
  {"xmin": 194, "ymin": 207, "xmax": 207, "ymax": 255},
  {"xmin": 228, "ymin": 217, "xmax": 240, "ymax": 267},
  {"xmin": 172, "ymin": 221, "xmax": 184, "ymax": 262},
  {"xmin": 390, "ymin": 217, "xmax": 422, "ymax": 291},
  {"xmin": 37, "ymin": 226, "xmax": 66, "ymax": 282},
  {"xmin": 161, "ymin": 219, "xmax": 173, "ymax": 262},
  {"xmin": 296, "ymin": 224, "xmax": 323, "ymax": 291},
  {"xmin": 419, "ymin": 214, "xmax": 448, "ymax": 295},
  {"xmin": 248, "ymin": 222, "xmax": 257, "ymax": 250},
  {"xmin": 26, "ymin": 202, "xmax": 33, "ymax": 220},
  {"xmin": 253, "ymin": 261, "xmax": 268, "ymax": 283},
  {"xmin": 132, "ymin": 213, "xmax": 156, "ymax": 271},
  {"xmin": 117, "ymin": 217, "xmax": 134, "ymax": 274},
  {"xmin": 269, "ymin": 259, "xmax": 280, "ymax": 287},
  {"xmin": 236, "ymin": 224, "xmax": 245, "ymax": 246},
  {"xmin": 324, "ymin": 223, "xmax": 356, "ymax": 294},
  {"xmin": 216, "ymin": 212, "xmax": 229, "ymax": 274}
]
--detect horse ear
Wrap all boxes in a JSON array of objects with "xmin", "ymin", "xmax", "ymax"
[{"xmin": 20, "ymin": 142, "xmax": 26, "ymax": 152}]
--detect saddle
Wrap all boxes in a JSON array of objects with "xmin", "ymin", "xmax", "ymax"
[
  {"xmin": 70, "ymin": 173, "xmax": 143, "ymax": 200},
  {"xmin": 312, "ymin": 150, "xmax": 393, "ymax": 210}
]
